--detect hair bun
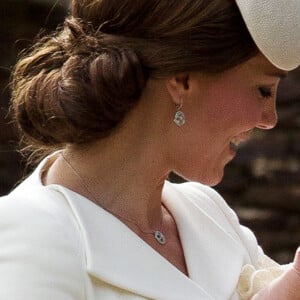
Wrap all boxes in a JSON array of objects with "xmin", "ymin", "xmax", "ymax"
[
  {"xmin": 88, "ymin": 45, "xmax": 147, "ymax": 107},
  {"xmin": 57, "ymin": 38, "xmax": 148, "ymax": 142},
  {"xmin": 12, "ymin": 16, "xmax": 148, "ymax": 146}
]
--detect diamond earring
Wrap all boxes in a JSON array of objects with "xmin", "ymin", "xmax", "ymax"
[{"xmin": 173, "ymin": 101, "xmax": 185, "ymax": 127}]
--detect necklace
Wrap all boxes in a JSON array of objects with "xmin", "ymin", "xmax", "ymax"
[{"xmin": 60, "ymin": 152, "xmax": 166, "ymax": 245}]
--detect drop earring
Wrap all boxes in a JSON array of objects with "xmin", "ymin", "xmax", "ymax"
[{"xmin": 173, "ymin": 99, "xmax": 185, "ymax": 127}]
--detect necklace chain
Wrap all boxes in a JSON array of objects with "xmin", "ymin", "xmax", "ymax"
[{"xmin": 60, "ymin": 152, "xmax": 166, "ymax": 244}]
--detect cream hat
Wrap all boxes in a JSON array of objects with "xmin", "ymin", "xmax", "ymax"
[{"xmin": 235, "ymin": 0, "xmax": 300, "ymax": 71}]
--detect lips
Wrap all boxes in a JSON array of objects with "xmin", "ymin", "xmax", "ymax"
[
  {"xmin": 230, "ymin": 137, "xmax": 241, "ymax": 151},
  {"xmin": 229, "ymin": 132, "xmax": 252, "ymax": 151}
]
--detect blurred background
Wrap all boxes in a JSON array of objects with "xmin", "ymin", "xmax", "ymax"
[{"xmin": 0, "ymin": 0, "xmax": 299, "ymax": 264}]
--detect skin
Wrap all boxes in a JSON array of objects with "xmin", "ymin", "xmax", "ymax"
[
  {"xmin": 252, "ymin": 248, "xmax": 300, "ymax": 300},
  {"xmin": 166, "ymin": 53, "xmax": 284, "ymax": 185},
  {"xmin": 45, "ymin": 53, "xmax": 300, "ymax": 291}
]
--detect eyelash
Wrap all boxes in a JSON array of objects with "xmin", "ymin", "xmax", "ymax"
[{"xmin": 258, "ymin": 86, "xmax": 273, "ymax": 99}]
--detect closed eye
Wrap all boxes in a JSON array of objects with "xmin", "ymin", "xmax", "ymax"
[{"xmin": 258, "ymin": 86, "xmax": 273, "ymax": 99}]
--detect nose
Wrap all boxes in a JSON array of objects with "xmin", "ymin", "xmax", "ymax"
[{"xmin": 256, "ymin": 101, "xmax": 278, "ymax": 130}]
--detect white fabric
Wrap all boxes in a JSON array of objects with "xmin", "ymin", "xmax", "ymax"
[
  {"xmin": 235, "ymin": 0, "xmax": 300, "ymax": 71},
  {"xmin": 237, "ymin": 253, "xmax": 291, "ymax": 300},
  {"xmin": 0, "ymin": 156, "xmax": 285, "ymax": 299}
]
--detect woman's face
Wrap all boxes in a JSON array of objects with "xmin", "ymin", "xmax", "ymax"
[{"xmin": 169, "ymin": 54, "xmax": 287, "ymax": 185}]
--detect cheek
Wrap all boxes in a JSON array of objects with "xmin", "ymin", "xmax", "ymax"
[
  {"xmin": 186, "ymin": 83, "xmax": 262, "ymax": 139},
  {"xmin": 231, "ymin": 98, "xmax": 262, "ymax": 126},
  {"xmin": 209, "ymin": 89, "xmax": 262, "ymax": 129}
]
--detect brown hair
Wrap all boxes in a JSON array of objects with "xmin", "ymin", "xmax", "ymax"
[{"xmin": 11, "ymin": 0, "xmax": 258, "ymax": 154}]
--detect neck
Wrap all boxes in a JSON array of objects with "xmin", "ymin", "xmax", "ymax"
[
  {"xmin": 45, "ymin": 82, "xmax": 174, "ymax": 231},
  {"xmin": 50, "ymin": 125, "xmax": 169, "ymax": 232},
  {"xmin": 60, "ymin": 147, "xmax": 168, "ymax": 230}
]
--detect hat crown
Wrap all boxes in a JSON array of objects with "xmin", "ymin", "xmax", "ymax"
[{"xmin": 235, "ymin": 0, "xmax": 300, "ymax": 71}]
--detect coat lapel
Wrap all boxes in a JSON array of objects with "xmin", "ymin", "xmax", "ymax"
[
  {"xmin": 56, "ymin": 185, "xmax": 214, "ymax": 300},
  {"xmin": 162, "ymin": 181, "xmax": 247, "ymax": 300}
]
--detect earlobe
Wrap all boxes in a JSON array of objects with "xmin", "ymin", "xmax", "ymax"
[{"xmin": 166, "ymin": 73, "xmax": 190, "ymax": 105}]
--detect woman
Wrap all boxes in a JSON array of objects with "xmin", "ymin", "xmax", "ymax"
[{"xmin": 0, "ymin": 0, "xmax": 299, "ymax": 299}]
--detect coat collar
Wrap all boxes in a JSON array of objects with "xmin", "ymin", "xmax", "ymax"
[
  {"xmin": 56, "ymin": 184, "xmax": 212, "ymax": 300},
  {"xmin": 50, "ymin": 181, "xmax": 246, "ymax": 300},
  {"xmin": 20, "ymin": 155, "xmax": 246, "ymax": 300}
]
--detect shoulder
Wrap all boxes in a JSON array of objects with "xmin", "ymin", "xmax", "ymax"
[
  {"xmin": 0, "ymin": 186, "xmax": 86, "ymax": 299},
  {"xmin": 1, "ymin": 186, "xmax": 79, "ymax": 240}
]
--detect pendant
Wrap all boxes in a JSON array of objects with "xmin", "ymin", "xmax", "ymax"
[{"xmin": 154, "ymin": 231, "xmax": 166, "ymax": 245}]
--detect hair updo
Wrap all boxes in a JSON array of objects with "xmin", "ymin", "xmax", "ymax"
[
  {"xmin": 11, "ymin": 0, "xmax": 258, "ymax": 151},
  {"xmin": 12, "ymin": 17, "xmax": 146, "ymax": 146}
]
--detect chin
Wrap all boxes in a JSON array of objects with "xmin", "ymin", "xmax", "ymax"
[
  {"xmin": 204, "ymin": 176, "xmax": 223, "ymax": 187},
  {"xmin": 206, "ymin": 170, "xmax": 225, "ymax": 186},
  {"xmin": 173, "ymin": 169, "xmax": 224, "ymax": 187}
]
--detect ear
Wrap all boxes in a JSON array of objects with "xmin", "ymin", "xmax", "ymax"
[{"xmin": 166, "ymin": 73, "xmax": 190, "ymax": 105}]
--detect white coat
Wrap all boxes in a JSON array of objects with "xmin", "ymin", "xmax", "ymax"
[{"xmin": 0, "ymin": 157, "xmax": 264, "ymax": 300}]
